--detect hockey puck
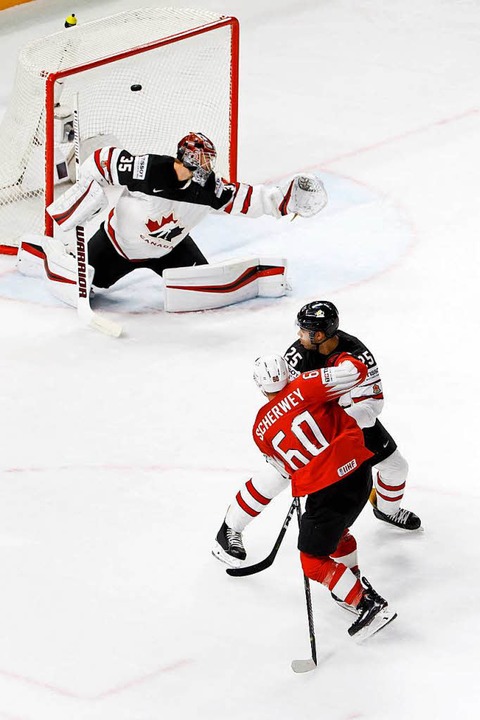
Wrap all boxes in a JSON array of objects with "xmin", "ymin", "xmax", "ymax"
[{"xmin": 130, "ymin": 84, "xmax": 143, "ymax": 91}]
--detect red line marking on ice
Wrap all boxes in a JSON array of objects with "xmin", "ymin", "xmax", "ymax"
[
  {"xmin": 0, "ymin": 669, "xmax": 79, "ymax": 699},
  {"xmin": 0, "ymin": 711, "xmax": 31, "ymax": 720},
  {"xmin": 262, "ymin": 107, "xmax": 480, "ymax": 185},
  {"xmin": 3, "ymin": 465, "xmax": 480, "ymax": 500},
  {"xmin": 90, "ymin": 659, "xmax": 193, "ymax": 700},
  {"xmin": 3, "ymin": 463, "xmax": 252, "ymax": 476},
  {"xmin": 319, "ymin": 108, "xmax": 480, "ymax": 167},
  {"xmin": 0, "ymin": 659, "xmax": 193, "ymax": 702}
]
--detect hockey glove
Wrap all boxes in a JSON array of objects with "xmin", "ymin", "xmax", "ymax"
[
  {"xmin": 47, "ymin": 177, "xmax": 107, "ymax": 232},
  {"xmin": 286, "ymin": 173, "xmax": 327, "ymax": 217},
  {"xmin": 321, "ymin": 360, "xmax": 362, "ymax": 397}
]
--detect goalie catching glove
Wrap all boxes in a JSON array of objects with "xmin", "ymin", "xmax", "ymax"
[
  {"xmin": 47, "ymin": 176, "xmax": 107, "ymax": 232},
  {"xmin": 286, "ymin": 173, "xmax": 327, "ymax": 218}
]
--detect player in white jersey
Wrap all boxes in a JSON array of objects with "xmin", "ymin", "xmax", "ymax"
[
  {"xmin": 45, "ymin": 132, "xmax": 327, "ymax": 291},
  {"xmin": 213, "ymin": 300, "xmax": 421, "ymax": 568}
]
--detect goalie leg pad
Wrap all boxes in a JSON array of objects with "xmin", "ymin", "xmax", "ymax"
[
  {"xmin": 43, "ymin": 236, "xmax": 94, "ymax": 307},
  {"xmin": 16, "ymin": 234, "xmax": 48, "ymax": 278},
  {"xmin": 257, "ymin": 256, "xmax": 289, "ymax": 297},
  {"xmin": 163, "ymin": 256, "xmax": 288, "ymax": 312}
]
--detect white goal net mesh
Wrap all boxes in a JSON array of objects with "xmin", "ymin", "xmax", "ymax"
[{"xmin": 0, "ymin": 7, "xmax": 238, "ymax": 249}]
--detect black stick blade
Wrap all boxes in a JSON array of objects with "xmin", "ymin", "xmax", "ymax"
[{"xmin": 226, "ymin": 554, "xmax": 274, "ymax": 577}]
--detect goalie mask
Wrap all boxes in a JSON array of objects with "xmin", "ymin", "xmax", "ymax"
[
  {"xmin": 177, "ymin": 132, "xmax": 216, "ymax": 187},
  {"xmin": 253, "ymin": 354, "xmax": 289, "ymax": 396}
]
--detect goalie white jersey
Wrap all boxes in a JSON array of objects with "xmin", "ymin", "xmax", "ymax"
[{"xmin": 63, "ymin": 147, "xmax": 322, "ymax": 261}]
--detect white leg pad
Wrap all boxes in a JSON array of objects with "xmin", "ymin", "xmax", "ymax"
[
  {"xmin": 163, "ymin": 256, "xmax": 288, "ymax": 312},
  {"xmin": 257, "ymin": 256, "xmax": 290, "ymax": 297},
  {"xmin": 43, "ymin": 236, "xmax": 94, "ymax": 308},
  {"xmin": 16, "ymin": 234, "xmax": 49, "ymax": 278}
]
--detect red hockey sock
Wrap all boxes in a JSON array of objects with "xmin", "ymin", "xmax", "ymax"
[
  {"xmin": 330, "ymin": 529, "xmax": 359, "ymax": 575},
  {"xmin": 300, "ymin": 552, "xmax": 363, "ymax": 607}
]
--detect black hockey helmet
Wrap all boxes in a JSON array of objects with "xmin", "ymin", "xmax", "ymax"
[{"xmin": 296, "ymin": 301, "xmax": 339, "ymax": 339}]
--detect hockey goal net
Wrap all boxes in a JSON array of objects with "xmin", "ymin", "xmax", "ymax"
[{"xmin": 0, "ymin": 7, "xmax": 239, "ymax": 253}]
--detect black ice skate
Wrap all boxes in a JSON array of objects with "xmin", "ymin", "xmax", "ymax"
[
  {"xmin": 212, "ymin": 522, "xmax": 246, "ymax": 568},
  {"xmin": 373, "ymin": 505, "xmax": 421, "ymax": 530},
  {"xmin": 370, "ymin": 489, "xmax": 421, "ymax": 530},
  {"xmin": 348, "ymin": 578, "xmax": 397, "ymax": 641}
]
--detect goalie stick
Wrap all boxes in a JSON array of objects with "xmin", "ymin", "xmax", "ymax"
[
  {"xmin": 226, "ymin": 499, "xmax": 296, "ymax": 577},
  {"xmin": 72, "ymin": 93, "xmax": 122, "ymax": 337},
  {"xmin": 291, "ymin": 497, "xmax": 318, "ymax": 674}
]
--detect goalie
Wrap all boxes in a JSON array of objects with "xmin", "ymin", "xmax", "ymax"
[{"xmin": 23, "ymin": 132, "xmax": 328, "ymax": 311}]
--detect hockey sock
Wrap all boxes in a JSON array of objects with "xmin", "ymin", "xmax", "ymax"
[
  {"xmin": 300, "ymin": 552, "xmax": 363, "ymax": 607},
  {"xmin": 225, "ymin": 469, "xmax": 289, "ymax": 532},
  {"xmin": 330, "ymin": 529, "xmax": 359, "ymax": 576},
  {"xmin": 225, "ymin": 478, "xmax": 272, "ymax": 531},
  {"xmin": 375, "ymin": 472, "xmax": 406, "ymax": 516}
]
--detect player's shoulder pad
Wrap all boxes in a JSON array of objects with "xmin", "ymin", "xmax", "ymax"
[
  {"xmin": 338, "ymin": 330, "xmax": 372, "ymax": 356},
  {"xmin": 144, "ymin": 154, "xmax": 181, "ymax": 189}
]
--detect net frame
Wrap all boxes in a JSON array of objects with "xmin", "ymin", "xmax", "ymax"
[{"xmin": 0, "ymin": 8, "xmax": 239, "ymax": 252}]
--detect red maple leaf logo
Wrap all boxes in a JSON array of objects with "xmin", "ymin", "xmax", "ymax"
[{"xmin": 146, "ymin": 213, "xmax": 176, "ymax": 234}]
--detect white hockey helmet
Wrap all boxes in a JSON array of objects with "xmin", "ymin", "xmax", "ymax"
[{"xmin": 253, "ymin": 354, "xmax": 289, "ymax": 395}]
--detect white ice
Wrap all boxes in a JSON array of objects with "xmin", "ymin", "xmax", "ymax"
[{"xmin": 0, "ymin": 1, "xmax": 479, "ymax": 718}]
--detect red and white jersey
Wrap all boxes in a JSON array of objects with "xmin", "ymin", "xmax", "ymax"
[
  {"xmin": 252, "ymin": 359, "xmax": 373, "ymax": 497},
  {"xmin": 80, "ymin": 147, "xmax": 293, "ymax": 260}
]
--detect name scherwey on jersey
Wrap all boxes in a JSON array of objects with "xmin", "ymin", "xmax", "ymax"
[
  {"xmin": 252, "ymin": 362, "xmax": 373, "ymax": 497},
  {"xmin": 284, "ymin": 330, "xmax": 384, "ymax": 429},
  {"xmin": 80, "ymin": 147, "xmax": 295, "ymax": 261}
]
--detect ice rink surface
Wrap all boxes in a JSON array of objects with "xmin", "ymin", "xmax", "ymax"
[{"xmin": 0, "ymin": 1, "xmax": 479, "ymax": 718}]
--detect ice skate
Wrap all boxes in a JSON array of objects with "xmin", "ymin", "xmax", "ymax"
[
  {"xmin": 212, "ymin": 522, "xmax": 246, "ymax": 568},
  {"xmin": 370, "ymin": 489, "xmax": 422, "ymax": 530},
  {"xmin": 348, "ymin": 578, "xmax": 397, "ymax": 641}
]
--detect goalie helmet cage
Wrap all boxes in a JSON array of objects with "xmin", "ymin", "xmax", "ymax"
[{"xmin": 0, "ymin": 7, "xmax": 239, "ymax": 253}]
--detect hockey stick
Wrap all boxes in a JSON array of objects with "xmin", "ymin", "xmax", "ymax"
[
  {"xmin": 72, "ymin": 93, "xmax": 122, "ymax": 337},
  {"xmin": 291, "ymin": 497, "xmax": 318, "ymax": 673},
  {"xmin": 226, "ymin": 499, "xmax": 296, "ymax": 577}
]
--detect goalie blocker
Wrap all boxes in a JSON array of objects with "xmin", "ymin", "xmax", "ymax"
[{"xmin": 17, "ymin": 236, "xmax": 288, "ymax": 312}]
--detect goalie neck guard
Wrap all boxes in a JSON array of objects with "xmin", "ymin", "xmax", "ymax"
[{"xmin": 177, "ymin": 132, "xmax": 217, "ymax": 187}]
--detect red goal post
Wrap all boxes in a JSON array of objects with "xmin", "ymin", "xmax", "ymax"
[{"xmin": 0, "ymin": 8, "xmax": 239, "ymax": 253}]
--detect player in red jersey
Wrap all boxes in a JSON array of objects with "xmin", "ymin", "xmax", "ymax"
[
  {"xmin": 216, "ymin": 353, "xmax": 397, "ymax": 639},
  {"xmin": 213, "ymin": 300, "xmax": 421, "ymax": 572}
]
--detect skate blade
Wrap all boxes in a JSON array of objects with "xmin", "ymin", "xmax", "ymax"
[
  {"xmin": 352, "ymin": 609, "xmax": 397, "ymax": 642},
  {"xmin": 211, "ymin": 543, "xmax": 244, "ymax": 569},
  {"xmin": 385, "ymin": 523, "xmax": 424, "ymax": 533},
  {"xmin": 333, "ymin": 598, "xmax": 359, "ymax": 615},
  {"xmin": 291, "ymin": 658, "xmax": 317, "ymax": 673}
]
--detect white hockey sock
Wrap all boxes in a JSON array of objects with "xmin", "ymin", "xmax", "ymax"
[
  {"xmin": 374, "ymin": 449, "xmax": 408, "ymax": 516},
  {"xmin": 225, "ymin": 469, "xmax": 289, "ymax": 532},
  {"xmin": 225, "ymin": 479, "xmax": 273, "ymax": 532},
  {"xmin": 375, "ymin": 474, "xmax": 405, "ymax": 515}
]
